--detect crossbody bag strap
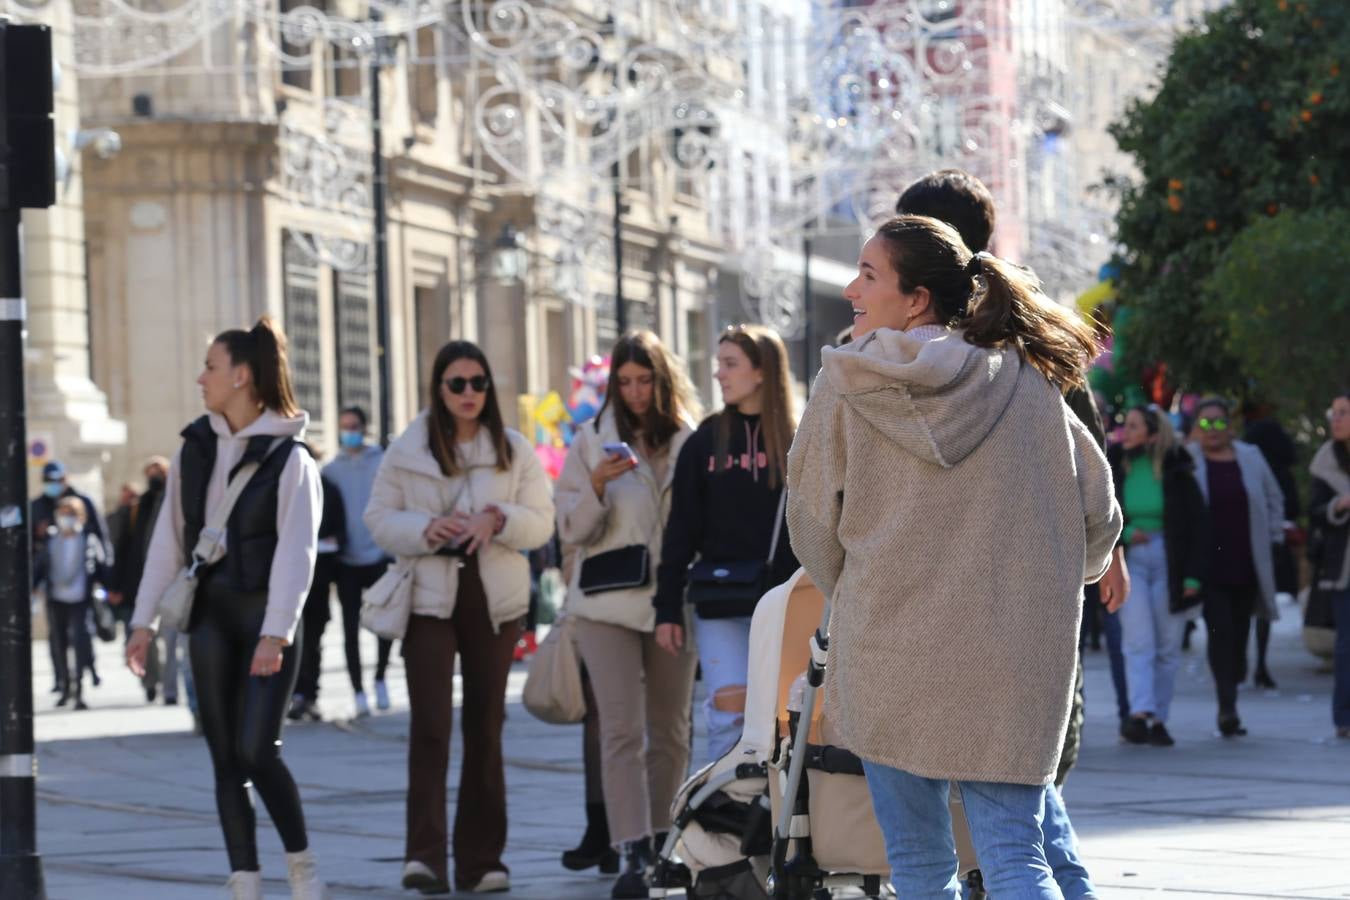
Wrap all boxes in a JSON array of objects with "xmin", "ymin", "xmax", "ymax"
[
  {"xmin": 190, "ymin": 437, "xmax": 288, "ymax": 570},
  {"xmin": 765, "ymin": 487, "xmax": 787, "ymax": 565}
]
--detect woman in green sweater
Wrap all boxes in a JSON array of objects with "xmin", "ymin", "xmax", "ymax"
[{"xmin": 1108, "ymin": 406, "xmax": 1210, "ymax": 746}]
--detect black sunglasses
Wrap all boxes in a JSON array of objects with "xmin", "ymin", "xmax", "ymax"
[{"xmin": 443, "ymin": 375, "xmax": 491, "ymax": 395}]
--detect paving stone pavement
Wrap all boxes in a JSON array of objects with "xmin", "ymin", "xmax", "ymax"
[{"xmin": 22, "ymin": 601, "xmax": 1350, "ymax": 899}]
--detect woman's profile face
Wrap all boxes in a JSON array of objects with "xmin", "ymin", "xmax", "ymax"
[
  {"xmin": 1121, "ymin": 410, "xmax": 1153, "ymax": 451},
  {"xmin": 1329, "ymin": 396, "xmax": 1350, "ymax": 443},
  {"xmin": 197, "ymin": 341, "xmax": 245, "ymax": 415},
  {"xmin": 616, "ymin": 361, "xmax": 656, "ymax": 418},
  {"xmin": 842, "ymin": 235, "xmax": 924, "ymax": 339},
  {"xmin": 439, "ymin": 358, "xmax": 489, "ymax": 429},
  {"xmin": 715, "ymin": 340, "xmax": 761, "ymax": 407}
]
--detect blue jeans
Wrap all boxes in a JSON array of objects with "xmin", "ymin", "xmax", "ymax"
[
  {"xmin": 1333, "ymin": 588, "xmax": 1350, "ymax": 729},
  {"xmin": 691, "ymin": 615, "xmax": 752, "ymax": 761},
  {"xmin": 1102, "ymin": 608, "xmax": 1128, "ymax": 721},
  {"xmin": 1042, "ymin": 785, "xmax": 1095, "ymax": 898},
  {"xmin": 864, "ymin": 761, "xmax": 1066, "ymax": 899},
  {"xmin": 1121, "ymin": 535, "xmax": 1188, "ymax": 722}
]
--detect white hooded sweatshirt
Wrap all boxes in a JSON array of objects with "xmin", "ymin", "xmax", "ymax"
[{"xmin": 131, "ymin": 409, "xmax": 321, "ymax": 642}]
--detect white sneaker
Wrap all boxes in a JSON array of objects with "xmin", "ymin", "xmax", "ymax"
[
  {"xmin": 354, "ymin": 691, "xmax": 371, "ymax": 718},
  {"xmin": 400, "ymin": 860, "xmax": 447, "ymax": 892},
  {"xmin": 469, "ymin": 870, "xmax": 510, "ymax": 893},
  {"xmin": 374, "ymin": 679, "xmax": 391, "ymax": 711},
  {"xmin": 286, "ymin": 849, "xmax": 328, "ymax": 900},
  {"xmin": 225, "ymin": 870, "xmax": 262, "ymax": 900}
]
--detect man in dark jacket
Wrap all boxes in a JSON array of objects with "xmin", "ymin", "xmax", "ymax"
[
  {"xmin": 109, "ymin": 456, "xmax": 170, "ymax": 702},
  {"xmin": 31, "ymin": 460, "xmax": 111, "ymax": 695}
]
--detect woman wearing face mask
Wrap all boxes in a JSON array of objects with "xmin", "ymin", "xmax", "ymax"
[
  {"xmin": 653, "ymin": 324, "xmax": 799, "ymax": 763},
  {"xmin": 556, "ymin": 331, "xmax": 702, "ymax": 898},
  {"xmin": 34, "ymin": 497, "xmax": 107, "ymax": 711},
  {"xmin": 1109, "ymin": 406, "xmax": 1209, "ymax": 747},
  {"xmin": 1308, "ymin": 391, "xmax": 1350, "ymax": 738},
  {"xmin": 125, "ymin": 315, "xmax": 326, "ymax": 900},
  {"xmin": 788, "ymin": 216, "xmax": 1121, "ymax": 898},
  {"xmin": 1185, "ymin": 398, "xmax": 1285, "ymax": 737},
  {"xmin": 364, "ymin": 340, "xmax": 554, "ymax": 896}
]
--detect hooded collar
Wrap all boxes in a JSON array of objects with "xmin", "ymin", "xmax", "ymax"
[
  {"xmin": 206, "ymin": 408, "xmax": 308, "ymax": 441},
  {"xmin": 1311, "ymin": 440, "xmax": 1350, "ymax": 495},
  {"xmin": 386, "ymin": 412, "xmax": 499, "ymax": 480},
  {"xmin": 820, "ymin": 327, "xmax": 1021, "ymax": 468}
]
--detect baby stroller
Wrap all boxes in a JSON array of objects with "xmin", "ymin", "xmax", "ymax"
[{"xmin": 649, "ymin": 569, "xmax": 979, "ymax": 899}]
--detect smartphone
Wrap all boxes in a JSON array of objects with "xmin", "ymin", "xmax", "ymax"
[{"xmin": 602, "ymin": 441, "xmax": 639, "ymax": 465}]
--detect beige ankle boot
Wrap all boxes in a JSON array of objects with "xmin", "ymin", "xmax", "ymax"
[
  {"xmin": 286, "ymin": 849, "xmax": 328, "ymax": 900},
  {"xmin": 225, "ymin": 870, "xmax": 262, "ymax": 900}
]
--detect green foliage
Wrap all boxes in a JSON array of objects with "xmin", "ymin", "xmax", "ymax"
[
  {"xmin": 1205, "ymin": 208, "xmax": 1350, "ymax": 422},
  {"xmin": 1109, "ymin": 0, "xmax": 1350, "ymax": 398}
]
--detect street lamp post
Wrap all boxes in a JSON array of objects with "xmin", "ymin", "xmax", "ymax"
[{"xmin": 369, "ymin": 12, "xmax": 393, "ymax": 447}]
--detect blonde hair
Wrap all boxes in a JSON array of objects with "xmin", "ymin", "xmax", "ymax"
[
  {"xmin": 1128, "ymin": 405, "xmax": 1178, "ymax": 479},
  {"xmin": 716, "ymin": 324, "xmax": 796, "ymax": 489}
]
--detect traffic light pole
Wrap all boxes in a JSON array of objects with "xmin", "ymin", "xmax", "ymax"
[{"xmin": 0, "ymin": 208, "xmax": 46, "ymax": 899}]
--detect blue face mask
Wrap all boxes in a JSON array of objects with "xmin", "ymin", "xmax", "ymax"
[
  {"xmin": 43, "ymin": 483, "xmax": 64, "ymax": 499},
  {"xmin": 339, "ymin": 430, "xmax": 364, "ymax": 450}
]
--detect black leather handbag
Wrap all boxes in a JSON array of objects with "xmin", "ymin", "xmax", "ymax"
[
  {"xmin": 579, "ymin": 545, "xmax": 652, "ymax": 595},
  {"xmin": 686, "ymin": 490, "xmax": 786, "ymax": 616}
]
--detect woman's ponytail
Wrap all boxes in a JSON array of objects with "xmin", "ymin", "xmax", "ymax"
[
  {"xmin": 963, "ymin": 255, "xmax": 1098, "ymax": 391},
  {"xmin": 215, "ymin": 314, "xmax": 301, "ymax": 417}
]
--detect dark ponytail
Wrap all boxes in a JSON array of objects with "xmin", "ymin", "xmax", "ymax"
[
  {"xmin": 965, "ymin": 254, "xmax": 1099, "ymax": 391},
  {"xmin": 214, "ymin": 314, "xmax": 301, "ymax": 417},
  {"xmin": 876, "ymin": 215, "xmax": 1099, "ymax": 391}
]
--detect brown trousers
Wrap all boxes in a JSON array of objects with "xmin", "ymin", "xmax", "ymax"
[
  {"xmin": 403, "ymin": 556, "xmax": 521, "ymax": 888},
  {"xmin": 574, "ymin": 618, "xmax": 698, "ymax": 844}
]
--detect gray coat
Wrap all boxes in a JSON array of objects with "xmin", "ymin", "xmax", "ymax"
[{"xmin": 1186, "ymin": 441, "xmax": 1285, "ymax": 620}]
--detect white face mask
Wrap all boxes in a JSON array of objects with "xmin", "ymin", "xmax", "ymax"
[{"xmin": 56, "ymin": 515, "xmax": 81, "ymax": 533}]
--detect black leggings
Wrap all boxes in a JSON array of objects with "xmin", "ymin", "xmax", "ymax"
[
  {"xmin": 190, "ymin": 574, "xmax": 308, "ymax": 872},
  {"xmin": 1203, "ymin": 583, "xmax": 1256, "ymax": 716},
  {"xmin": 336, "ymin": 561, "xmax": 393, "ymax": 690}
]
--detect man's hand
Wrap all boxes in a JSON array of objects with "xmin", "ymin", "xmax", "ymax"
[{"xmin": 1099, "ymin": 547, "xmax": 1130, "ymax": 614}]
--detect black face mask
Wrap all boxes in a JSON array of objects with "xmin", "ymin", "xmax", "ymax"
[{"xmin": 147, "ymin": 476, "xmax": 166, "ymax": 493}]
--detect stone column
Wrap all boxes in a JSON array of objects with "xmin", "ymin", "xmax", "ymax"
[{"xmin": 20, "ymin": 0, "xmax": 125, "ymax": 506}]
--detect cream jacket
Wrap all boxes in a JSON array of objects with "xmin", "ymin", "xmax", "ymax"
[
  {"xmin": 363, "ymin": 414, "xmax": 555, "ymax": 631},
  {"xmin": 555, "ymin": 410, "xmax": 692, "ymax": 632},
  {"xmin": 787, "ymin": 328, "xmax": 1122, "ymax": 786}
]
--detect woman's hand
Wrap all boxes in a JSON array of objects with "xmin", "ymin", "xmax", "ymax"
[
  {"xmin": 449, "ymin": 511, "xmax": 498, "ymax": 554},
  {"xmin": 1183, "ymin": 585, "xmax": 1201, "ymax": 600},
  {"xmin": 423, "ymin": 516, "xmax": 460, "ymax": 549},
  {"xmin": 1129, "ymin": 529, "xmax": 1152, "ymax": 546},
  {"xmin": 655, "ymin": 623, "xmax": 684, "ymax": 656},
  {"xmin": 249, "ymin": 637, "xmax": 286, "ymax": 677},
  {"xmin": 126, "ymin": 627, "xmax": 154, "ymax": 677},
  {"xmin": 1335, "ymin": 495, "xmax": 1350, "ymax": 514},
  {"xmin": 591, "ymin": 454, "xmax": 638, "ymax": 499}
]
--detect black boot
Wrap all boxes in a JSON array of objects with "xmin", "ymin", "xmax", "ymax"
[
  {"xmin": 561, "ymin": 803, "xmax": 618, "ymax": 873},
  {"xmin": 611, "ymin": 837, "xmax": 652, "ymax": 900}
]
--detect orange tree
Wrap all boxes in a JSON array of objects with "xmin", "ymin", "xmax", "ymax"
[{"xmin": 1108, "ymin": 0, "xmax": 1349, "ymax": 400}]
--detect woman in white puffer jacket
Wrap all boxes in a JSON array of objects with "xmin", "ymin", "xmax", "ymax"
[{"xmin": 364, "ymin": 340, "xmax": 553, "ymax": 896}]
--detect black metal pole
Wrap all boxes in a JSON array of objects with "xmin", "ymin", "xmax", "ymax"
[
  {"xmin": 370, "ymin": 18, "xmax": 393, "ymax": 447},
  {"xmin": 0, "ymin": 207, "xmax": 47, "ymax": 899},
  {"xmin": 802, "ymin": 232, "xmax": 814, "ymax": 393},
  {"xmin": 612, "ymin": 160, "xmax": 626, "ymax": 334}
]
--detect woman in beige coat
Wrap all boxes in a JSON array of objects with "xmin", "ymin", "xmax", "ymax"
[
  {"xmin": 787, "ymin": 216, "xmax": 1122, "ymax": 899},
  {"xmin": 364, "ymin": 340, "xmax": 554, "ymax": 896},
  {"xmin": 555, "ymin": 331, "xmax": 701, "ymax": 899}
]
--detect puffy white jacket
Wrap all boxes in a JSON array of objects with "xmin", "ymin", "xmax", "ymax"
[
  {"xmin": 555, "ymin": 411, "xmax": 692, "ymax": 632},
  {"xmin": 364, "ymin": 413, "xmax": 554, "ymax": 632}
]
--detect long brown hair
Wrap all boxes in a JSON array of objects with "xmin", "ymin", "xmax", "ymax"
[
  {"xmin": 594, "ymin": 330, "xmax": 702, "ymax": 452},
  {"xmin": 716, "ymin": 324, "xmax": 795, "ymax": 489},
  {"xmin": 427, "ymin": 340, "xmax": 513, "ymax": 476},
  {"xmin": 214, "ymin": 315, "xmax": 300, "ymax": 417},
  {"xmin": 874, "ymin": 215, "xmax": 1098, "ymax": 390},
  {"xmin": 1126, "ymin": 404, "xmax": 1178, "ymax": 480}
]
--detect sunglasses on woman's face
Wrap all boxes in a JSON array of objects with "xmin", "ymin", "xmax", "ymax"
[
  {"xmin": 443, "ymin": 375, "xmax": 491, "ymax": 395},
  {"xmin": 1197, "ymin": 416, "xmax": 1228, "ymax": 431}
]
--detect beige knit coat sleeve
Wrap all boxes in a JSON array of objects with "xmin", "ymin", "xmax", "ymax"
[
  {"xmin": 786, "ymin": 375, "xmax": 847, "ymax": 600},
  {"xmin": 1069, "ymin": 411, "xmax": 1124, "ymax": 584}
]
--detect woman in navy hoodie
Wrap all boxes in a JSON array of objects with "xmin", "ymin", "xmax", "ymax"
[{"xmin": 653, "ymin": 324, "xmax": 798, "ymax": 761}]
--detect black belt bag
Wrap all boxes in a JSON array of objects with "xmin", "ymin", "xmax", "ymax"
[
  {"xmin": 686, "ymin": 489, "xmax": 786, "ymax": 616},
  {"xmin": 578, "ymin": 544, "xmax": 651, "ymax": 595}
]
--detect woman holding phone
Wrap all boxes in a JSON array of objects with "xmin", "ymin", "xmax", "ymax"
[
  {"xmin": 556, "ymin": 330, "xmax": 702, "ymax": 898},
  {"xmin": 365, "ymin": 340, "xmax": 554, "ymax": 895}
]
